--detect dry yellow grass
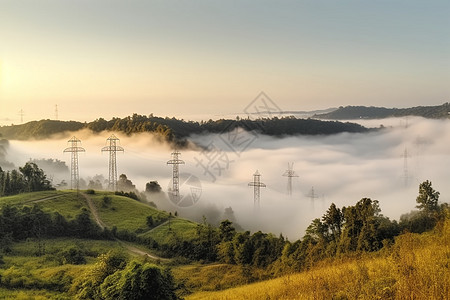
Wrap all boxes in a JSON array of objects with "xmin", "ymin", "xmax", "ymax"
[{"xmin": 187, "ymin": 218, "xmax": 450, "ymax": 300}]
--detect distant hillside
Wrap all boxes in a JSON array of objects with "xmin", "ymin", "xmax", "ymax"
[
  {"xmin": 0, "ymin": 114, "xmax": 369, "ymax": 142},
  {"xmin": 314, "ymin": 103, "xmax": 450, "ymax": 120}
]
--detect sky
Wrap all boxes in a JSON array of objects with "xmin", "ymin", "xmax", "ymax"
[{"xmin": 0, "ymin": 0, "xmax": 449, "ymax": 125}]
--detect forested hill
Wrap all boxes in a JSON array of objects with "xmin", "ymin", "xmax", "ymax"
[
  {"xmin": 314, "ymin": 103, "xmax": 450, "ymax": 120},
  {"xmin": 0, "ymin": 114, "xmax": 369, "ymax": 141}
]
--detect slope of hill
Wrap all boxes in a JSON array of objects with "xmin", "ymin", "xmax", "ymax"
[
  {"xmin": 315, "ymin": 103, "xmax": 450, "ymax": 120},
  {"xmin": 0, "ymin": 190, "xmax": 201, "ymax": 298},
  {"xmin": 0, "ymin": 190, "xmax": 199, "ymax": 258},
  {"xmin": 187, "ymin": 216, "xmax": 450, "ymax": 300}
]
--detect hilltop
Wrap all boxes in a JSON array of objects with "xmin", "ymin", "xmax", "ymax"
[{"xmin": 314, "ymin": 103, "xmax": 450, "ymax": 120}]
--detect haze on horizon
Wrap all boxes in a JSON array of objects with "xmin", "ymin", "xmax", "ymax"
[{"xmin": 1, "ymin": 0, "xmax": 449, "ymax": 125}]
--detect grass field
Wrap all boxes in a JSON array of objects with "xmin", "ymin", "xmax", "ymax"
[
  {"xmin": 139, "ymin": 217, "xmax": 198, "ymax": 245},
  {"xmin": 89, "ymin": 191, "xmax": 169, "ymax": 232},
  {"xmin": 0, "ymin": 190, "xmax": 67, "ymax": 206}
]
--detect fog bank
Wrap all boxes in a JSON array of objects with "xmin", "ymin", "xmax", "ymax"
[{"xmin": 4, "ymin": 117, "xmax": 449, "ymax": 239}]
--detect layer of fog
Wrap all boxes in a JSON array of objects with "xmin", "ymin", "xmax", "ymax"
[{"xmin": 4, "ymin": 117, "xmax": 450, "ymax": 240}]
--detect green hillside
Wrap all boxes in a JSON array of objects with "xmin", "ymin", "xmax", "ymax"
[
  {"xmin": 0, "ymin": 189, "xmax": 196, "ymax": 246},
  {"xmin": 0, "ymin": 189, "xmax": 202, "ymax": 299}
]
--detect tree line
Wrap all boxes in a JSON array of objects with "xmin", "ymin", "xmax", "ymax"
[
  {"xmin": 153, "ymin": 180, "xmax": 448, "ymax": 279},
  {"xmin": 0, "ymin": 114, "xmax": 369, "ymax": 143},
  {"xmin": 315, "ymin": 103, "xmax": 450, "ymax": 120},
  {"xmin": 0, "ymin": 162, "xmax": 54, "ymax": 196}
]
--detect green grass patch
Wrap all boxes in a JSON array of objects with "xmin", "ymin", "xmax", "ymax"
[
  {"xmin": 89, "ymin": 192, "xmax": 169, "ymax": 233},
  {"xmin": 0, "ymin": 190, "xmax": 67, "ymax": 207},
  {"xmin": 8, "ymin": 237, "xmax": 124, "ymax": 259},
  {"xmin": 0, "ymin": 287, "xmax": 72, "ymax": 300},
  {"xmin": 140, "ymin": 218, "xmax": 198, "ymax": 245},
  {"xmin": 37, "ymin": 193, "xmax": 89, "ymax": 220}
]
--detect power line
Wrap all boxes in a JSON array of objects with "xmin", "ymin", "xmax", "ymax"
[
  {"xmin": 102, "ymin": 134, "xmax": 124, "ymax": 191},
  {"xmin": 248, "ymin": 170, "xmax": 266, "ymax": 208},
  {"xmin": 282, "ymin": 162, "xmax": 298, "ymax": 196},
  {"xmin": 63, "ymin": 136, "xmax": 86, "ymax": 191}
]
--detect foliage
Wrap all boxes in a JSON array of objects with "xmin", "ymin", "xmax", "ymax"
[
  {"xmin": 0, "ymin": 162, "xmax": 54, "ymax": 197},
  {"xmin": 114, "ymin": 190, "xmax": 139, "ymax": 201},
  {"xmin": 71, "ymin": 251, "xmax": 179, "ymax": 300},
  {"xmin": 416, "ymin": 180, "xmax": 440, "ymax": 213},
  {"xmin": 0, "ymin": 204, "xmax": 106, "ymax": 250},
  {"xmin": 116, "ymin": 174, "xmax": 137, "ymax": 194},
  {"xmin": 146, "ymin": 181, "xmax": 162, "ymax": 193},
  {"xmin": 400, "ymin": 180, "xmax": 446, "ymax": 233}
]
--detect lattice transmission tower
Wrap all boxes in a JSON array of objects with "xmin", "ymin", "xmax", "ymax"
[
  {"xmin": 249, "ymin": 170, "xmax": 266, "ymax": 208},
  {"xmin": 63, "ymin": 136, "xmax": 85, "ymax": 190},
  {"xmin": 282, "ymin": 162, "xmax": 298, "ymax": 196},
  {"xmin": 401, "ymin": 147, "xmax": 412, "ymax": 187},
  {"xmin": 307, "ymin": 186, "xmax": 319, "ymax": 207},
  {"xmin": 102, "ymin": 134, "xmax": 124, "ymax": 191},
  {"xmin": 19, "ymin": 109, "xmax": 24, "ymax": 123},
  {"xmin": 167, "ymin": 150, "xmax": 185, "ymax": 202}
]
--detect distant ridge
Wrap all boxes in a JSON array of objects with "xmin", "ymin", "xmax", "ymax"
[
  {"xmin": 314, "ymin": 103, "xmax": 450, "ymax": 120},
  {"xmin": 0, "ymin": 114, "xmax": 369, "ymax": 141}
]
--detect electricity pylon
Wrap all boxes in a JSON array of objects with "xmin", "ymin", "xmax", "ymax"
[
  {"xmin": 102, "ymin": 134, "xmax": 124, "ymax": 191},
  {"xmin": 63, "ymin": 136, "xmax": 85, "ymax": 190},
  {"xmin": 307, "ymin": 186, "xmax": 319, "ymax": 206},
  {"xmin": 248, "ymin": 170, "xmax": 266, "ymax": 208},
  {"xmin": 167, "ymin": 150, "xmax": 185, "ymax": 202},
  {"xmin": 402, "ymin": 147, "xmax": 411, "ymax": 187},
  {"xmin": 282, "ymin": 162, "xmax": 298, "ymax": 196}
]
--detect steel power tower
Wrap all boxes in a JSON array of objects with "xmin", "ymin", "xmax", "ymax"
[
  {"xmin": 402, "ymin": 147, "xmax": 411, "ymax": 187},
  {"xmin": 63, "ymin": 136, "xmax": 85, "ymax": 190},
  {"xmin": 248, "ymin": 170, "xmax": 266, "ymax": 208},
  {"xmin": 167, "ymin": 150, "xmax": 185, "ymax": 202},
  {"xmin": 102, "ymin": 134, "xmax": 124, "ymax": 191},
  {"xmin": 282, "ymin": 162, "xmax": 298, "ymax": 196}
]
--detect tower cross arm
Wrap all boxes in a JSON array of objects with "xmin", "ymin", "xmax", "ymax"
[
  {"xmin": 167, "ymin": 160, "xmax": 185, "ymax": 165},
  {"xmin": 63, "ymin": 147, "xmax": 86, "ymax": 153},
  {"xmin": 101, "ymin": 145, "xmax": 124, "ymax": 152},
  {"xmin": 248, "ymin": 182, "xmax": 266, "ymax": 187}
]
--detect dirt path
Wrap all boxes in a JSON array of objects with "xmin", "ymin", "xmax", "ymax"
[
  {"xmin": 146, "ymin": 220, "xmax": 170, "ymax": 233},
  {"xmin": 80, "ymin": 193, "xmax": 106, "ymax": 229},
  {"xmin": 81, "ymin": 192, "xmax": 168, "ymax": 261},
  {"xmin": 117, "ymin": 240, "xmax": 169, "ymax": 261}
]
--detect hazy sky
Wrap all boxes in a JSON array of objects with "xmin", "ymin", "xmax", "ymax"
[{"xmin": 1, "ymin": 0, "xmax": 449, "ymax": 124}]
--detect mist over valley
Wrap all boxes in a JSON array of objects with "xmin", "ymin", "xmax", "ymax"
[{"xmin": 2, "ymin": 115, "xmax": 448, "ymax": 240}]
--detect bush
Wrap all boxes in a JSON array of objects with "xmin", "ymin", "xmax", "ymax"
[{"xmin": 59, "ymin": 247, "xmax": 86, "ymax": 265}]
